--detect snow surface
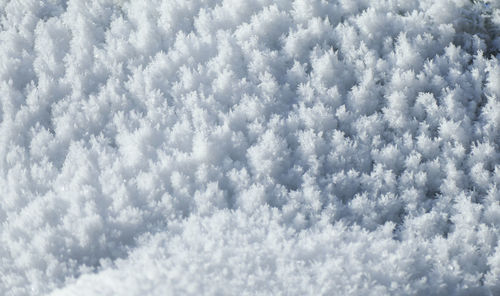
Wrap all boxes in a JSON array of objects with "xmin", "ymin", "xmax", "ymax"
[{"xmin": 1, "ymin": 0, "xmax": 500, "ymax": 295}]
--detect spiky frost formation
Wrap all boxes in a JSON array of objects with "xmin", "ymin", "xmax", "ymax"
[{"xmin": 0, "ymin": 0, "xmax": 499, "ymax": 295}]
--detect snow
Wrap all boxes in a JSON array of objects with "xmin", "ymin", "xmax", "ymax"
[{"xmin": 0, "ymin": 0, "xmax": 499, "ymax": 295}]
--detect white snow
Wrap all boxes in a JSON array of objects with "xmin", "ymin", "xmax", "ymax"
[{"xmin": 0, "ymin": 0, "xmax": 499, "ymax": 295}]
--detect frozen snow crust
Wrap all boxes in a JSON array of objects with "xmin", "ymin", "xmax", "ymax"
[{"xmin": 1, "ymin": 0, "xmax": 500, "ymax": 295}]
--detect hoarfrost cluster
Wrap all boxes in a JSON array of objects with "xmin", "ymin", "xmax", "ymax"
[{"xmin": 0, "ymin": 0, "xmax": 499, "ymax": 295}]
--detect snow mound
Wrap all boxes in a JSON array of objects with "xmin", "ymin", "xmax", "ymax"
[{"xmin": 0, "ymin": 0, "xmax": 499, "ymax": 295}]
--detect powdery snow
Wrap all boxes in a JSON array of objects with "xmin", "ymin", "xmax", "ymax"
[{"xmin": 0, "ymin": 0, "xmax": 499, "ymax": 295}]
